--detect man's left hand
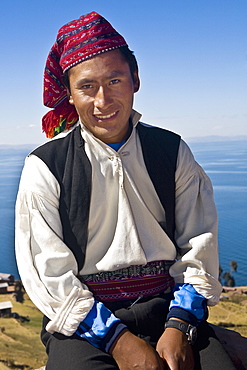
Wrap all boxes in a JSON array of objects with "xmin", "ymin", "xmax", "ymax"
[{"xmin": 156, "ymin": 327, "xmax": 194, "ymax": 370}]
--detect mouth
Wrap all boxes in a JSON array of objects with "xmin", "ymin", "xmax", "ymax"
[{"xmin": 94, "ymin": 111, "xmax": 118, "ymax": 120}]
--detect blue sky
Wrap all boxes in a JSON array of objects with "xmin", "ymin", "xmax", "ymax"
[{"xmin": 1, "ymin": 0, "xmax": 247, "ymax": 145}]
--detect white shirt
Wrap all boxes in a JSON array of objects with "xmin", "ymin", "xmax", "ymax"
[{"xmin": 15, "ymin": 110, "xmax": 222, "ymax": 336}]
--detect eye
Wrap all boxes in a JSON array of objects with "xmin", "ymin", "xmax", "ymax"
[
  {"xmin": 81, "ymin": 84, "xmax": 93, "ymax": 89},
  {"xmin": 110, "ymin": 79, "xmax": 120, "ymax": 85}
]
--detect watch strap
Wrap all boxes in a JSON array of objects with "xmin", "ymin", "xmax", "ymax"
[{"xmin": 164, "ymin": 319, "xmax": 197, "ymax": 344}]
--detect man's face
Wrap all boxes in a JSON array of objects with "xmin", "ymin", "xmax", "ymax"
[{"xmin": 68, "ymin": 49, "xmax": 139, "ymax": 144}]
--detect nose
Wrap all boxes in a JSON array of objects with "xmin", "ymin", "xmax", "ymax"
[{"xmin": 94, "ymin": 86, "xmax": 113, "ymax": 110}]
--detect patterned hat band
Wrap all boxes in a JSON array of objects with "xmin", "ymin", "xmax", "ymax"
[
  {"xmin": 63, "ymin": 43, "xmax": 125, "ymax": 73},
  {"xmin": 42, "ymin": 11, "xmax": 128, "ymax": 138}
]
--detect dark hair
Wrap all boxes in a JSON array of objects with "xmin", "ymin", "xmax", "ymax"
[
  {"xmin": 119, "ymin": 46, "xmax": 139, "ymax": 82},
  {"xmin": 62, "ymin": 46, "xmax": 138, "ymax": 92}
]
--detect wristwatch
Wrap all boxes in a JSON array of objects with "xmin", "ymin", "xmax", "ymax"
[{"xmin": 164, "ymin": 319, "xmax": 197, "ymax": 345}]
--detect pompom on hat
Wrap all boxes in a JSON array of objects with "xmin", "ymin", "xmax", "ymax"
[{"xmin": 42, "ymin": 11, "xmax": 128, "ymax": 138}]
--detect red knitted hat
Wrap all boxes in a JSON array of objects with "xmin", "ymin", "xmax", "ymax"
[{"xmin": 42, "ymin": 11, "xmax": 128, "ymax": 138}]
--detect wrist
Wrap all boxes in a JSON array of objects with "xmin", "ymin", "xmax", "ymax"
[
  {"xmin": 168, "ymin": 317, "xmax": 188, "ymax": 324},
  {"xmin": 167, "ymin": 306, "xmax": 198, "ymax": 326},
  {"xmin": 165, "ymin": 319, "xmax": 197, "ymax": 345},
  {"xmin": 109, "ymin": 328, "xmax": 129, "ymax": 356}
]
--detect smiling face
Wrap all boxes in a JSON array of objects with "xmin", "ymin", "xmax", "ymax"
[{"xmin": 68, "ymin": 49, "xmax": 140, "ymax": 144}]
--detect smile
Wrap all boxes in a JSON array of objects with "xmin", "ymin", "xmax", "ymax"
[{"xmin": 94, "ymin": 111, "xmax": 117, "ymax": 120}]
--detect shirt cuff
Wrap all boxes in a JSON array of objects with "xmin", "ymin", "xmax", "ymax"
[
  {"xmin": 76, "ymin": 300, "xmax": 126, "ymax": 352},
  {"xmin": 167, "ymin": 283, "xmax": 208, "ymax": 326}
]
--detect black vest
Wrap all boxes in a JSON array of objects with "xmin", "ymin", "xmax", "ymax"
[{"xmin": 32, "ymin": 123, "xmax": 180, "ymax": 270}]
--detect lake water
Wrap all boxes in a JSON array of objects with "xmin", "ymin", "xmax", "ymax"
[
  {"xmin": 0, "ymin": 140, "xmax": 246, "ymax": 286},
  {"xmin": 189, "ymin": 140, "xmax": 247, "ymax": 286}
]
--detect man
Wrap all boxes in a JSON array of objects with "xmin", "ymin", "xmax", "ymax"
[{"xmin": 15, "ymin": 11, "xmax": 235, "ymax": 369}]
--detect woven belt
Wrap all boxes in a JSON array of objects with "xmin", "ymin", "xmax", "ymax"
[{"xmin": 79, "ymin": 260, "xmax": 175, "ymax": 302}]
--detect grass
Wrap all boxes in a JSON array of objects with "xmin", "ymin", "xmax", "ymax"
[
  {"xmin": 208, "ymin": 288, "xmax": 247, "ymax": 337},
  {"xmin": 0, "ymin": 292, "xmax": 47, "ymax": 370}
]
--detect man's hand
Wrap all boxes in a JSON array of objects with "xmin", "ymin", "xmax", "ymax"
[
  {"xmin": 110, "ymin": 329, "xmax": 167, "ymax": 370},
  {"xmin": 156, "ymin": 328, "xmax": 194, "ymax": 370}
]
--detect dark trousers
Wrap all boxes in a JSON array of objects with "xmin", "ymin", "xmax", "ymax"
[{"xmin": 41, "ymin": 294, "xmax": 236, "ymax": 370}]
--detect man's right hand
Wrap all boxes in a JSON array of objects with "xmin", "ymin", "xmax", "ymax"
[{"xmin": 109, "ymin": 329, "xmax": 167, "ymax": 370}]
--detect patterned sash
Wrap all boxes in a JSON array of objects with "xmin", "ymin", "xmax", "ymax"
[{"xmin": 79, "ymin": 260, "xmax": 175, "ymax": 302}]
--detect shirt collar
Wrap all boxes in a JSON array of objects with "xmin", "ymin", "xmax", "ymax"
[{"xmin": 130, "ymin": 109, "xmax": 142, "ymax": 127}]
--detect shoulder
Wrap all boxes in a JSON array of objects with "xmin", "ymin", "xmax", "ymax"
[
  {"xmin": 177, "ymin": 139, "xmax": 195, "ymax": 165},
  {"xmin": 176, "ymin": 139, "xmax": 198, "ymax": 176},
  {"xmin": 32, "ymin": 123, "xmax": 81, "ymax": 159},
  {"xmin": 176, "ymin": 139, "xmax": 213, "ymax": 191},
  {"xmin": 136, "ymin": 122, "xmax": 181, "ymax": 170},
  {"xmin": 136, "ymin": 121, "xmax": 181, "ymax": 141},
  {"xmin": 18, "ymin": 127, "xmax": 80, "ymax": 194},
  {"xmin": 18, "ymin": 154, "xmax": 60, "ymax": 200},
  {"xmin": 136, "ymin": 122, "xmax": 181, "ymax": 153},
  {"xmin": 31, "ymin": 124, "xmax": 83, "ymax": 181}
]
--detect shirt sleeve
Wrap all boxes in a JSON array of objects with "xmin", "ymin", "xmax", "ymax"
[
  {"xmin": 76, "ymin": 301, "xmax": 126, "ymax": 352},
  {"xmin": 15, "ymin": 154, "xmax": 95, "ymax": 336},
  {"xmin": 167, "ymin": 283, "xmax": 208, "ymax": 326},
  {"xmin": 169, "ymin": 140, "xmax": 222, "ymax": 306}
]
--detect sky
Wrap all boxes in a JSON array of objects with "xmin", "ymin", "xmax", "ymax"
[{"xmin": 1, "ymin": 0, "xmax": 247, "ymax": 145}]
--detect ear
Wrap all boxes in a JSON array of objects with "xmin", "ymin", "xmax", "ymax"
[
  {"xmin": 133, "ymin": 70, "xmax": 140, "ymax": 93},
  {"xmin": 68, "ymin": 95, "xmax": 74, "ymax": 105},
  {"xmin": 66, "ymin": 89, "xmax": 74, "ymax": 105}
]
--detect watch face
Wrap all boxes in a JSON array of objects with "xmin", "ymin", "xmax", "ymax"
[{"xmin": 188, "ymin": 326, "xmax": 197, "ymax": 345}]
